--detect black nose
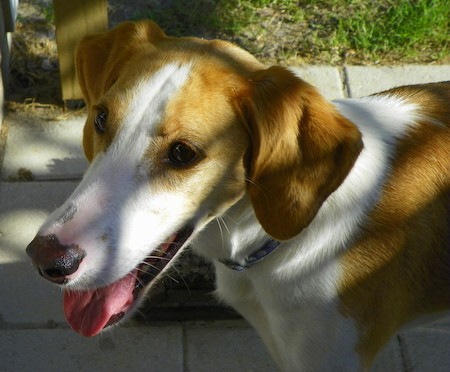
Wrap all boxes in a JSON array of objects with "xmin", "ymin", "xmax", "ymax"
[{"xmin": 26, "ymin": 234, "xmax": 86, "ymax": 285}]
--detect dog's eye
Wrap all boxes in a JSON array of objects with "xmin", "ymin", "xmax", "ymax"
[
  {"xmin": 94, "ymin": 110, "xmax": 107, "ymax": 133},
  {"xmin": 168, "ymin": 142, "xmax": 199, "ymax": 166}
]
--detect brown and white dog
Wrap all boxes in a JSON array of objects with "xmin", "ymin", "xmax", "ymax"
[{"xmin": 27, "ymin": 21, "xmax": 450, "ymax": 371}]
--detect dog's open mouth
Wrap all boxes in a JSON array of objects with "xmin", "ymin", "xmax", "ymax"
[{"xmin": 63, "ymin": 226, "xmax": 193, "ymax": 337}]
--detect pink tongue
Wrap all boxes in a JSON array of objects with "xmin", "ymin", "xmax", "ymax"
[{"xmin": 63, "ymin": 271, "xmax": 136, "ymax": 337}]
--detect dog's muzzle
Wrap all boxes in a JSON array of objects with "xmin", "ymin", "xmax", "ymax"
[{"xmin": 26, "ymin": 234, "xmax": 86, "ymax": 285}]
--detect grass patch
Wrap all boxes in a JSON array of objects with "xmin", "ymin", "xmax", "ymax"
[
  {"xmin": 227, "ymin": 0, "xmax": 449, "ymax": 63},
  {"xmin": 334, "ymin": 0, "xmax": 450, "ymax": 62},
  {"xmin": 9, "ymin": 0, "xmax": 449, "ymax": 106},
  {"xmin": 124, "ymin": 0, "xmax": 449, "ymax": 64},
  {"xmin": 129, "ymin": 1, "xmax": 223, "ymax": 37}
]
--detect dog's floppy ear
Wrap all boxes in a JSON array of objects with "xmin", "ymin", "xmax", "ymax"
[
  {"xmin": 75, "ymin": 21, "xmax": 166, "ymax": 161},
  {"xmin": 243, "ymin": 66, "xmax": 363, "ymax": 241},
  {"xmin": 75, "ymin": 20, "xmax": 166, "ymax": 107}
]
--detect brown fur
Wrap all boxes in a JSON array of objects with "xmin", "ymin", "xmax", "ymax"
[
  {"xmin": 339, "ymin": 83, "xmax": 450, "ymax": 367},
  {"xmin": 243, "ymin": 66, "xmax": 363, "ymax": 240}
]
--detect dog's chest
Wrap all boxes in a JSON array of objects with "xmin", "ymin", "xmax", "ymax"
[
  {"xmin": 193, "ymin": 198, "xmax": 363, "ymax": 369},
  {"xmin": 213, "ymin": 256, "xmax": 361, "ymax": 371}
]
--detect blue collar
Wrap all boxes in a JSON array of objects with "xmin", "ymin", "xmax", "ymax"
[{"xmin": 219, "ymin": 239, "xmax": 281, "ymax": 272}]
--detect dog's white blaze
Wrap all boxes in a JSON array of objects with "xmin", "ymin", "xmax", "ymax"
[
  {"xmin": 197, "ymin": 94, "xmax": 421, "ymax": 370},
  {"xmin": 39, "ymin": 63, "xmax": 192, "ymax": 288}
]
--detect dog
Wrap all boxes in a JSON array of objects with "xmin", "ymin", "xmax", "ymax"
[{"xmin": 26, "ymin": 20, "xmax": 450, "ymax": 371}]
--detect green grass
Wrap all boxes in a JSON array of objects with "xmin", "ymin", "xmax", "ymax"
[
  {"xmin": 130, "ymin": 0, "xmax": 449, "ymax": 64},
  {"xmin": 333, "ymin": 0, "xmax": 450, "ymax": 62}
]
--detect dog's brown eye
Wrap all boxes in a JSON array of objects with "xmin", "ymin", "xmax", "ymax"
[
  {"xmin": 168, "ymin": 142, "xmax": 199, "ymax": 166},
  {"xmin": 94, "ymin": 111, "xmax": 107, "ymax": 133}
]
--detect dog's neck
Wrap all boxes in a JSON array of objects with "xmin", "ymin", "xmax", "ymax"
[
  {"xmin": 193, "ymin": 183, "xmax": 363, "ymax": 276},
  {"xmin": 193, "ymin": 195, "xmax": 270, "ymax": 265},
  {"xmin": 218, "ymin": 239, "xmax": 281, "ymax": 271}
]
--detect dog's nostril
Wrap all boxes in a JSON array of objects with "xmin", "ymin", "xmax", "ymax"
[
  {"xmin": 26, "ymin": 234, "xmax": 86, "ymax": 285},
  {"xmin": 42, "ymin": 268, "xmax": 70, "ymax": 284}
]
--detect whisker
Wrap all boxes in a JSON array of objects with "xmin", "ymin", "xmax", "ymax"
[
  {"xmin": 215, "ymin": 218, "xmax": 225, "ymax": 250},
  {"xmin": 170, "ymin": 264, "xmax": 189, "ymax": 292},
  {"xmin": 165, "ymin": 272, "xmax": 180, "ymax": 284},
  {"xmin": 218, "ymin": 215, "xmax": 231, "ymax": 235},
  {"xmin": 136, "ymin": 265, "xmax": 157, "ymax": 274},
  {"xmin": 142, "ymin": 256, "xmax": 171, "ymax": 262},
  {"xmin": 152, "ymin": 248, "xmax": 165, "ymax": 254},
  {"xmin": 134, "ymin": 275, "xmax": 147, "ymax": 289},
  {"xmin": 133, "ymin": 306, "xmax": 150, "ymax": 325}
]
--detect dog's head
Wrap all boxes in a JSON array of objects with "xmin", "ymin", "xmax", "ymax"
[{"xmin": 26, "ymin": 21, "xmax": 362, "ymax": 336}]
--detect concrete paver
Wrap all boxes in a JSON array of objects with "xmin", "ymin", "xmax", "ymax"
[
  {"xmin": 185, "ymin": 322, "xmax": 277, "ymax": 371},
  {"xmin": 0, "ymin": 326, "xmax": 183, "ymax": 372},
  {"xmin": 373, "ymin": 317, "xmax": 450, "ymax": 372},
  {"xmin": 372, "ymin": 336, "xmax": 404, "ymax": 372},
  {"xmin": 398, "ymin": 328, "xmax": 450, "ymax": 372},
  {"xmin": 345, "ymin": 65, "xmax": 450, "ymax": 97},
  {"xmin": 2, "ymin": 112, "xmax": 87, "ymax": 181},
  {"xmin": 397, "ymin": 317, "xmax": 450, "ymax": 372},
  {"xmin": 292, "ymin": 66, "xmax": 344, "ymax": 99},
  {"xmin": 0, "ymin": 181, "xmax": 77, "ymax": 323}
]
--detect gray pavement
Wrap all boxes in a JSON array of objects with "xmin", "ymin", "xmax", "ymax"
[{"xmin": 1, "ymin": 65, "xmax": 449, "ymax": 371}]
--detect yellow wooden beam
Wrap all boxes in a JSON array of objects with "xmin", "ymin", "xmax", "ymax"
[{"xmin": 53, "ymin": 0, "xmax": 108, "ymax": 101}]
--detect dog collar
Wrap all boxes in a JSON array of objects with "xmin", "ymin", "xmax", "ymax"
[{"xmin": 219, "ymin": 239, "xmax": 281, "ymax": 272}]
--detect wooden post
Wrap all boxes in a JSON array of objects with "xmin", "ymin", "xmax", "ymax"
[
  {"xmin": 1, "ymin": 0, "xmax": 17, "ymax": 124},
  {"xmin": 53, "ymin": 0, "xmax": 108, "ymax": 101}
]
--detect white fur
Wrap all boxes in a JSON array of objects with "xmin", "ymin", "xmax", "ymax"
[{"xmin": 38, "ymin": 64, "xmax": 194, "ymax": 290}]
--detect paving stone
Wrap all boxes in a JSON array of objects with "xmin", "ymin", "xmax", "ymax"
[
  {"xmin": 345, "ymin": 65, "xmax": 450, "ymax": 97},
  {"xmin": 397, "ymin": 329, "xmax": 450, "ymax": 372},
  {"xmin": 291, "ymin": 66, "xmax": 344, "ymax": 100},
  {"xmin": 371, "ymin": 335, "xmax": 404, "ymax": 372},
  {"xmin": 396, "ymin": 317, "xmax": 450, "ymax": 372},
  {"xmin": 373, "ymin": 316, "xmax": 450, "ymax": 371},
  {"xmin": 0, "ymin": 326, "xmax": 183, "ymax": 372},
  {"xmin": 185, "ymin": 321, "xmax": 277, "ymax": 371},
  {"xmin": 2, "ymin": 112, "xmax": 88, "ymax": 181},
  {"xmin": 0, "ymin": 181, "xmax": 78, "ymax": 324}
]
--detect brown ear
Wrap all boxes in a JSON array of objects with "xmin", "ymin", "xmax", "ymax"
[
  {"xmin": 244, "ymin": 66, "xmax": 363, "ymax": 240},
  {"xmin": 75, "ymin": 21, "xmax": 166, "ymax": 161},
  {"xmin": 75, "ymin": 20, "xmax": 166, "ymax": 106}
]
